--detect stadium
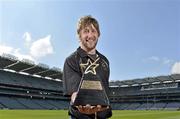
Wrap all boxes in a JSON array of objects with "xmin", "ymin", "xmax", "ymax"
[{"xmin": 0, "ymin": 53, "xmax": 179, "ymax": 119}]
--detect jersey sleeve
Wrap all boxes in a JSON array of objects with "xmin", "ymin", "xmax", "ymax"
[{"xmin": 62, "ymin": 56, "xmax": 81, "ymax": 96}]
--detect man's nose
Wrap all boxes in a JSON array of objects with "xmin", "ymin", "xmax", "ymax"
[{"xmin": 87, "ymin": 31, "xmax": 94, "ymax": 37}]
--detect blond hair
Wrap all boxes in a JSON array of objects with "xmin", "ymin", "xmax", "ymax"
[{"xmin": 77, "ymin": 15, "xmax": 100, "ymax": 37}]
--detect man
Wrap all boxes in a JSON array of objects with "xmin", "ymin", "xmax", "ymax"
[{"xmin": 63, "ymin": 15, "xmax": 112, "ymax": 119}]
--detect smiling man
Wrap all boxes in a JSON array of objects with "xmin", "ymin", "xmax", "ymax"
[{"xmin": 63, "ymin": 15, "xmax": 112, "ymax": 119}]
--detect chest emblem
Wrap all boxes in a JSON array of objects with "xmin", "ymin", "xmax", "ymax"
[{"xmin": 80, "ymin": 58, "xmax": 100, "ymax": 75}]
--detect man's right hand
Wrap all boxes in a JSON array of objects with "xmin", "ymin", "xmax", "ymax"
[{"xmin": 76, "ymin": 105, "xmax": 109, "ymax": 114}]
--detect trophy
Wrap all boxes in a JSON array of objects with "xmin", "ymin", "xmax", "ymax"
[{"xmin": 73, "ymin": 58, "xmax": 110, "ymax": 114}]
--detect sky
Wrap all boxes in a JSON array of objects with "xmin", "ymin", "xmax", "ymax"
[{"xmin": 0, "ymin": 0, "xmax": 180, "ymax": 81}]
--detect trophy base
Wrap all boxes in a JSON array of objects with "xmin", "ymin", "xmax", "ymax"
[{"xmin": 74, "ymin": 89, "xmax": 109, "ymax": 106}]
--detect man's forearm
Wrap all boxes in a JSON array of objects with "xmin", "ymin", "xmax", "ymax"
[{"xmin": 71, "ymin": 92, "xmax": 78, "ymax": 103}]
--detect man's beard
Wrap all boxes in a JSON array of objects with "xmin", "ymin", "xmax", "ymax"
[{"xmin": 82, "ymin": 38, "xmax": 98, "ymax": 51}]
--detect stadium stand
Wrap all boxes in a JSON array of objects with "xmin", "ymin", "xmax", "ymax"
[
  {"xmin": 0, "ymin": 53, "xmax": 180, "ymax": 111},
  {"xmin": 0, "ymin": 53, "xmax": 69, "ymax": 110},
  {"xmin": 109, "ymin": 74, "xmax": 180, "ymax": 110}
]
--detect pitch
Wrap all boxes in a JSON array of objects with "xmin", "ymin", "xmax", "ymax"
[{"xmin": 0, "ymin": 110, "xmax": 180, "ymax": 119}]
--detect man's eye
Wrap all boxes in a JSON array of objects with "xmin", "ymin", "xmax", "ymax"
[
  {"xmin": 84, "ymin": 30, "xmax": 89, "ymax": 33},
  {"xmin": 92, "ymin": 30, "xmax": 96, "ymax": 33}
]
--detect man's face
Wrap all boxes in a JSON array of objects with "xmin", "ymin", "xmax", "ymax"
[{"xmin": 79, "ymin": 24, "xmax": 99, "ymax": 51}]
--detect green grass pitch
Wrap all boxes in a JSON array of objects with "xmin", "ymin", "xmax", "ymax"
[{"xmin": 0, "ymin": 110, "xmax": 180, "ymax": 119}]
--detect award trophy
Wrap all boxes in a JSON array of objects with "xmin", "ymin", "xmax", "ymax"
[{"xmin": 73, "ymin": 58, "xmax": 110, "ymax": 114}]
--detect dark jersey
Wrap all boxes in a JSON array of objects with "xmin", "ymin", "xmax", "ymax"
[{"xmin": 63, "ymin": 47, "xmax": 110, "ymax": 96}]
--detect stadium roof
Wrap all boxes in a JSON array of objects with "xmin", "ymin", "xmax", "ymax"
[
  {"xmin": 0, "ymin": 53, "xmax": 62, "ymax": 80},
  {"xmin": 109, "ymin": 74, "xmax": 180, "ymax": 87},
  {"xmin": 1, "ymin": 53, "xmax": 179, "ymax": 85}
]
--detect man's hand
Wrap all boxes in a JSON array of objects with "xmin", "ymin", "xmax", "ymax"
[{"xmin": 76, "ymin": 104, "xmax": 109, "ymax": 115}]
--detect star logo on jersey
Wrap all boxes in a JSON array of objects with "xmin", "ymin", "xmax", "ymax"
[{"xmin": 80, "ymin": 58, "xmax": 99, "ymax": 75}]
